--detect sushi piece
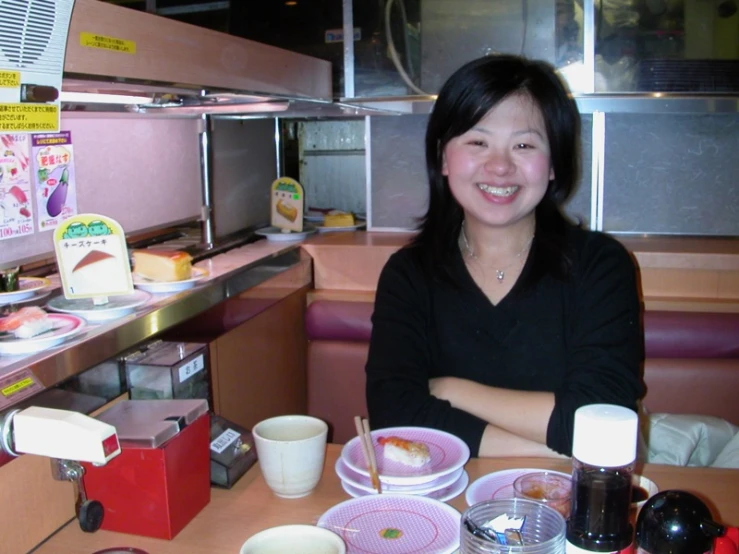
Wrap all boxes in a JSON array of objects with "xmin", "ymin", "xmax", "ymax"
[
  {"xmin": 0, "ymin": 307, "xmax": 53, "ymax": 339},
  {"xmin": 378, "ymin": 436, "xmax": 431, "ymax": 467}
]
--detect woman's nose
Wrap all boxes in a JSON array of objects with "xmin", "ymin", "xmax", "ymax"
[{"xmin": 484, "ymin": 151, "xmax": 515, "ymax": 175}]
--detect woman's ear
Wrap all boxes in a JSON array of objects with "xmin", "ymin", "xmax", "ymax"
[
  {"xmin": 549, "ymin": 165, "xmax": 555, "ymax": 181},
  {"xmin": 442, "ymin": 152, "xmax": 449, "ymax": 176}
]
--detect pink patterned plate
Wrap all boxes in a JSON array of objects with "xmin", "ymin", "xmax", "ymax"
[
  {"xmin": 341, "ymin": 426, "xmax": 470, "ymax": 485},
  {"xmin": 465, "ymin": 468, "xmax": 571, "ymax": 506},
  {"xmin": 317, "ymin": 494, "xmax": 461, "ymax": 554},
  {"xmin": 335, "ymin": 457, "xmax": 464, "ymax": 495},
  {"xmin": 0, "ymin": 313, "xmax": 85, "ymax": 356},
  {"xmin": 342, "ymin": 470, "xmax": 470, "ymax": 503}
]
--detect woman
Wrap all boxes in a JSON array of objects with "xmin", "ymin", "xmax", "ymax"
[{"xmin": 365, "ymin": 54, "xmax": 644, "ymax": 458}]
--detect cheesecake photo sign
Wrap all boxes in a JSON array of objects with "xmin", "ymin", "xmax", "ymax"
[
  {"xmin": 270, "ymin": 177, "xmax": 304, "ymax": 233},
  {"xmin": 53, "ymin": 213, "xmax": 133, "ymax": 301}
]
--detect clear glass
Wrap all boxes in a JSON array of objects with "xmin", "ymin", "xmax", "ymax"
[
  {"xmin": 460, "ymin": 498, "xmax": 566, "ymax": 554},
  {"xmin": 512, "ymin": 471, "xmax": 572, "ymax": 518}
]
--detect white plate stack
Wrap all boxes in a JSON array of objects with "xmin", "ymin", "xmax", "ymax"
[{"xmin": 336, "ymin": 426, "xmax": 470, "ymax": 503}]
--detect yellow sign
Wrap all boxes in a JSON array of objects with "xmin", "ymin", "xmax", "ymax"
[
  {"xmin": 0, "ymin": 103, "xmax": 59, "ymax": 133},
  {"xmin": 80, "ymin": 32, "xmax": 136, "ymax": 54},
  {"xmin": 0, "ymin": 71, "xmax": 20, "ymax": 88},
  {"xmin": 2, "ymin": 377, "xmax": 34, "ymax": 397}
]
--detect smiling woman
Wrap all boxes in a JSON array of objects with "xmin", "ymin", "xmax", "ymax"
[{"xmin": 365, "ymin": 54, "xmax": 644, "ymax": 459}]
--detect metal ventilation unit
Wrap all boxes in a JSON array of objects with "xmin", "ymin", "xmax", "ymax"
[{"xmin": 0, "ymin": 0, "xmax": 75, "ymax": 104}]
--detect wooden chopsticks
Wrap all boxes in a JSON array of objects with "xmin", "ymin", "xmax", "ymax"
[{"xmin": 354, "ymin": 416, "xmax": 381, "ymax": 494}]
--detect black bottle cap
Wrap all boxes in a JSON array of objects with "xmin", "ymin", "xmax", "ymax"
[{"xmin": 635, "ymin": 490, "xmax": 713, "ymax": 554}]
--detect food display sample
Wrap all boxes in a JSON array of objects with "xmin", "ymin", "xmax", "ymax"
[
  {"xmin": 323, "ymin": 211, "xmax": 355, "ymax": 227},
  {"xmin": 132, "ymin": 249, "xmax": 193, "ymax": 282},
  {"xmin": 0, "ymin": 306, "xmax": 53, "ymax": 338},
  {"xmin": 276, "ymin": 199, "xmax": 298, "ymax": 222},
  {"xmin": 378, "ymin": 436, "xmax": 432, "ymax": 467}
]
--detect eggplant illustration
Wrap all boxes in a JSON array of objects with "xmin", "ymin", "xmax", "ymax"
[{"xmin": 46, "ymin": 166, "xmax": 69, "ymax": 217}]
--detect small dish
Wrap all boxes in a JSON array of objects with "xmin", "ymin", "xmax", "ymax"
[
  {"xmin": 0, "ymin": 277, "xmax": 51, "ymax": 305},
  {"xmin": 632, "ymin": 474, "xmax": 659, "ymax": 510},
  {"xmin": 316, "ymin": 222, "xmax": 366, "ymax": 233},
  {"xmin": 132, "ymin": 267, "xmax": 208, "ymax": 293},
  {"xmin": 317, "ymin": 494, "xmax": 460, "ymax": 554},
  {"xmin": 255, "ymin": 225, "xmax": 317, "ymax": 242},
  {"xmin": 341, "ymin": 426, "xmax": 470, "ymax": 486},
  {"xmin": 335, "ymin": 457, "xmax": 464, "ymax": 495},
  {"xmin": 341, "ymin": 470, "xmax": 469, "ymax": 503},
  {"xmin": 240, "ymin": 524, "xmax": 346, "ymax": 554},
  {"xmin": 46, "ymin": 290, "xmax": 151, "ymax": 322},
  {"xmin": 0, "ymin": 313, "xmax": 85, "ymax": 356},
  {"xmin": 465, "ymin": 468, "xmax": 572, "ymax": 506}
]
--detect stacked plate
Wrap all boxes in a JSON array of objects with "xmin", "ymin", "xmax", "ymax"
[{"xmin": 336, "ymin": 426, "xmax": 470, "ymax": 502}]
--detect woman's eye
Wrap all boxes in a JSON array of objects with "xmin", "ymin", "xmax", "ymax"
[{"xmin": 515, "ymin": 143, "xmax": 533, "ymax": 149}]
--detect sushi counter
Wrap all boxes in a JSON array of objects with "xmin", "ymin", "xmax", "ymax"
[
  {"xmin": 32, "ymin": 444, "xmax": 739, "ymax": 554},
  {"xmin": 0, "ymin": 239, "xmax": 308, "ymax": 416}
]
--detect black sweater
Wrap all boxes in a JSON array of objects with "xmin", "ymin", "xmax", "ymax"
[{"xmin": 365, "ymin": 226, "xmax": 645, "ymax": 457}]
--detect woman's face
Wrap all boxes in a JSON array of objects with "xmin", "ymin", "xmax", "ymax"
[{"xmin": 442, "ymin": 93, "xmax": 554, "ymax": 230}]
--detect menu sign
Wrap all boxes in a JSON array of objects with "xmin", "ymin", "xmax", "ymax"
[
  {"xmin": 53, "ymin": 213, "xmax": 133, "ymax": 300},
  {"xmin": 33, "ymin": 131, "xmax": 78, "ymax": 231},
  {"xmin": 0, "ymin": 133, "xmax": 33, "ymax": 240}
]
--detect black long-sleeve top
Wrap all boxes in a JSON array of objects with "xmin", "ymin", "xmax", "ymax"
[{"xmin": 365, "ymin": 225, "xmax": 645, "ymax": 457}]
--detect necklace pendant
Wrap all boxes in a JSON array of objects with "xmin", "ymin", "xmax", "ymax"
[{"xmin": 496, "ymin": 270, "xmax": 505, "ymax": 283}]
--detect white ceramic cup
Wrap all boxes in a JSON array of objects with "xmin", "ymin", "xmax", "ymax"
[
  {"xmin": 252, "ymin": 414, "xmax": 328, "ymax": 498},
  {"xmin": 240, "ymin": 524, "xmax": 346, "ymax": 554}
]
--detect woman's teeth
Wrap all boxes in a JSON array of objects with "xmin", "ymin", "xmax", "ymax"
[{"xmin": 477, "ymin": 184, "xmax": 518, "ymax": 197}]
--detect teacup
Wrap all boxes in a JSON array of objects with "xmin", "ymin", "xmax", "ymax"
[
  {"xmin": 252, "ymin": 414, "xmax": 328, "ymax": 498},
  {"xmin": 240, "ymin": 524, "xmax": 346, "ymax": 554}
]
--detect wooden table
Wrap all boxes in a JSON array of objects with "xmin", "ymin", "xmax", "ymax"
[{"xmin": 34, "ymin": 444, "xmax": 739, "ymax": 554}]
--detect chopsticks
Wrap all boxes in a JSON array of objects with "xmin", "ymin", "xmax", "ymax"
[{"xmin": 354, "ymin": 416, "xmax": 381, "ymax": 494}]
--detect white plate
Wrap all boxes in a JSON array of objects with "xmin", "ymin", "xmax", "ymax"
[
  {"xmin": 335, "ymin": 457, "xmax": 464, "ymax": 495},
  {"xmin": 465, "ymin": 468, "xmax": 571, "ymax": 506},
  {"xmin": 0, "ymin": 277, "xmax": 51, "ymax": 305},
  {"xmin": 341, "ymin": 470, "xmax": 469, "ymax": 503},
  {"xmin": 132, "ymin": 267, "xmax": 208, "ymax": 293},
  {"xmin": 0, "ymin": 313, "xmax": 86, "ymax": 356},
  {"xmin": 317, "ymin": 494, "xmax": 461, "ymax": 554},
  {"xmin": 341, "ymin": 426, "xmax": 470, "ymax": 486},
  {"xmin": 255, "ymin": 225, "xmax": 317, "ymax": 242},
  {"xmin": 46, "ymin": 290, "xmax": 151, "ymax": 322},
  {"xmin": 316, "ymin": 222, "xmax": 366, "ymax": 233}
]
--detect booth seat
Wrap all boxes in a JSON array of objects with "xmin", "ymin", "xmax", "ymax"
[{"xmin": 306, "ymin": 300, "xmax": 739, "ymax": 444}]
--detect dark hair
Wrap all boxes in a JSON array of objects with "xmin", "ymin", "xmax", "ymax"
[{"xmin": 411, "ymin": 54, "xmax": 581, "ymax": 285}]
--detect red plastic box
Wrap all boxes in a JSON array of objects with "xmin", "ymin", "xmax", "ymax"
[{"xmin": 82, "ymin": 399, "xmax": 211, "ymax": 540}]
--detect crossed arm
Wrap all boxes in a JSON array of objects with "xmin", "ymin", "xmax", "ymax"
[{"xmin": 429, "ymin": 377, "xmax": 565, "ymax": 458}]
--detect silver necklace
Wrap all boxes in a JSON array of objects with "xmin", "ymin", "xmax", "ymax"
[{"xmin": 460, "ymin": 223, "xmax": 534, "ymax": 284}]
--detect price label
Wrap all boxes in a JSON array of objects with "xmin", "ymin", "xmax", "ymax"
[
  {"xmin": 0, "ymin": 370, "xmax": 43, "ymax": 410},
  {"xmin": 210, "ymin": 428, "xmax": 241, "ymax": 454},
  {"xmin": 178, "ymin": 354, "xmax": 205, "ymax": 383}
]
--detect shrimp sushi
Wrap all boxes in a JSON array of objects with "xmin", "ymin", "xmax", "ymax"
[
  {"xmin": 378, "ymin": 436, "xmax": 431, "ymax": 467},
  {"xmin": 0, "ymin": 307, "xmax": 53, "ymax": 339}
]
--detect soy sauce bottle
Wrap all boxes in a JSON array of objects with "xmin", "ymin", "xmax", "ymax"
[{"xmin": 566, "ymin": 404, "xmax": 639, "ymax": 554}]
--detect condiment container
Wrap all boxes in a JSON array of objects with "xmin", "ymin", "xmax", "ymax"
[{"xmin": 566, "ymin": 404, "xmax": 638, "ymax": 554}]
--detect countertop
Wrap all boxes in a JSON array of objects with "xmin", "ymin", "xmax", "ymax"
[{"xmin": 33, "ymin": 443, "xmax": 739, "ymax": 553}]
